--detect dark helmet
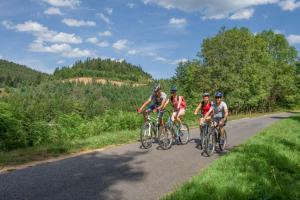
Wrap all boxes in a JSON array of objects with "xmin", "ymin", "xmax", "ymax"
[
  {"xmin": 202, "ymin": 92, "xmax": 210, "ymax": 97},
  {"xmin": 215, "ymin": 91, "xmax": 223, "ymax": 98},
  {"xmin": 170, "ymin": 85, "xmax": 177, "ymax": 93},
  {"xmin": 153, "ymin": 84, "xmax": 161, "ymax": 92}
]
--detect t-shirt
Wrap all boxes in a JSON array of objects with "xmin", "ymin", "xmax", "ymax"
[
  {"xmin": 201, "ymin": 101, "xmax": 212, "ymax": 115},
  {"xmin": 212, "ymin": 101, "xmax": 228, "ymax": 118},
  {"xmin": 149, "ymin": 92, "xmax": 167, "ymax": 106}
]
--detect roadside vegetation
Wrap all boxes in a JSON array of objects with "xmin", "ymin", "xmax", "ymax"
[
  {"xmin": 0, "ymin": 27, "xmax": 299, "ymax": 166},
  {"xmin": 163, "ymin": 115, "xmax": 300, "ymax": 200}
]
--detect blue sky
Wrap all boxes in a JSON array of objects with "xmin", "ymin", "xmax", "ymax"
[{"xmin": 0, "ymin": 0, "xmax": 300, "ymax": 78}]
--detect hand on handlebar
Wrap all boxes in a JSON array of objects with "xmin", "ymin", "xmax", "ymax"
[{"xmin": 137, "ymin": 108, "xmax": 143, "ymax": 113}]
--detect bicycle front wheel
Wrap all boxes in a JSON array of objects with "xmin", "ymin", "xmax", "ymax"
[
  {"xmin": 219, "ymin": 129, "xmax": 227, "ymax": 151},
  {"xmin": 158, "ymin": 125, "xmax": 173, "ymax": 150},
  {"xmin": 205, "ymin": 130, "xmax": 216, "ymax": 156},
  {"xmin": 178, "ymin": 123, "xmax": 190, "ymax": 145},
  {"xmin": 140, "ymin": 123, "xmax": 153, "ymax": 149}
]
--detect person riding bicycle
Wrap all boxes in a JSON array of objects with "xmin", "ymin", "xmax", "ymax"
[
  {"xmin": 194, "ymin": 92, "xmax": 213, "ymax": 131},
  {"xmin": 164, "ymin": 86, "xmax": 187, "ymax": 126},
  {"xmin": 204, "ymin": 92, "xmax": 228, "ymax": 144},
  {"xmin": 137, "ymin": 84, "xmax": 167, "ymax": 126}
]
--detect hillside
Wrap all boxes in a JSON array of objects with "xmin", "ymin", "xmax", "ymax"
[
  {"xmin": 0, "ymin": 59, "xmax": 48, "ymax": 87},
  {"xmin": 53, "ymin": 58, "xmax": 153, "ymax": 83}
]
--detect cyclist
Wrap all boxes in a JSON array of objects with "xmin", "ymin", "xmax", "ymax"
[
  {"xmin": 164, "ymin": 86, "xmax": 187, "ymax": 126},
  {"xmin": 204, "ymin": 92, "xmax": 228, "ymax": 144},
  {"xmin": 137, "ymin": 84, "xmax": 167, "ymax": 126},
  {"xmin": 194, "ymin": 92, "xmax": 212, "ymax": 132}
]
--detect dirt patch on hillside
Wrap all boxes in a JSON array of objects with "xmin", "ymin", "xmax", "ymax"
[{"xmin": 63, "ymin": 77, "xmax": 147, "ymax": 87}]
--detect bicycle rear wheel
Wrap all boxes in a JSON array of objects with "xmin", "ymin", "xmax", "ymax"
[
  {"xmin": 218, "ymin": 129, "xmax": 227, "ymax": 151},
  {"xmin": 178, "ymin": 123, "xmax": 190, "ymax": 145},
  {"xmin": 140, "ymin": 123, "xmax": 153, "ymax": 149},
  {"xmin": 158, "ymin": 125, "xmax": 173, "ymax": 150},
  {"xmin": 205, "ymin": 130, "xmax": 216, "ymax": 156}
]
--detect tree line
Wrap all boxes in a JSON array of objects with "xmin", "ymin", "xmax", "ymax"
[{"xmin": 174, "ymin": 28, "xmax": 300, "ymax": 114}]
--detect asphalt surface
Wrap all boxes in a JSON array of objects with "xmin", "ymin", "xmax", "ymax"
[{"xmin": 0, "ymin": 112, "xmax": 292, "ymax": 200}]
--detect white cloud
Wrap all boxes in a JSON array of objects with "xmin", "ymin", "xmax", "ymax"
[
  {"xmin": 97, "ymin": 41, "xmax": 110, "ymax": 47},
  {"xmin": 172, "ymin": 58, "xmax": 188, "ymax": 65},
  {"xmin": 62, "ymin": 18, "xmax": 96, "ymax": 27},
  {"xmin": 154, "ymin": 56, "xmax": 167, "ymax": 62},
  {"xmin": 44, "ymin": 0, "xmax": 80, "ymax": 8},
  {"xmin": 99, "ymin": 30, "xmax": 112, "ymax": 37},
  {"xmin": 113, "ymin": 40, "xmax": 129, "ymax": 50},
  {"xmin": 0, "ymin": 55, "xmax": 3, "ymax": 59},
  {"xmin": 86, "ymin": 37, "xmax": 110, "ymax": 47},
  {"xmin": 169, "ymin": 17, "xmax": 187, "ymax": 28},
  {"xmin": 229, "ymin": 8, "xmax": 254, "ymax": 20},
  {"xmin": 44, "ymin": 7, "xmax": 63, "ymax": 15},
  {"xmin": 3, "ymin": 20, "xmax": 82, "ymax": 44},
  {"xmin": 105, "ymin": 8, "xmax": 113, "ymax": 15},
  {"xmin": 29, "ymin": 41, "xmax": 92, "ymax": 58},
  {"xmin": 2, "ymin": 20, "xmax": 14, "ymax": 29},
  {"xmin": 279, "ymin": 0, "xmax": 300, "ymax": 10},
  {"xmin": 57, "ymin": 60, "xmax": 65, "ymax": 64},
  {"xmin": 15, "ymin": 21, "xmax": 48, "ymax": 32},
  {"xmin": 86, "ymin": 37, "xmax": 98, "ymax": 44},
  {"xmin": 99, "ymin": 13, "xmax": 111, "ymax": 24},
  {"xmin": 287, "ymin": 34, "xmax": 300, "ymax": 44},
  {"xmin": 274, "ymin": 29, "xmax": 284, "ymax": 34},
  {"xmin": 143, "ymin": 0, "xmax": 280, "ymax": 20},
  {"xmin": 127, "ymin": 3, "xmax": 136, "ymax": 8},
  {"xmin": 128, "ymin": 49, "xmax": 138, "ymax": 55}
]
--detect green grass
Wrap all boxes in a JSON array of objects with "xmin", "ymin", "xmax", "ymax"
[
  {"xmin": 163, "ymin": 115, "xmax": 300, "ymax": 200},
  {"xmin": 0, "ymin": 129, "xmax": 138, "ymax": 167}
]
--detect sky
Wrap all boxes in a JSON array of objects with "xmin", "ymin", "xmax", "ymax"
[{"xmin": 0, "ymin": 0, "xmax": 300, "ymax": 78}]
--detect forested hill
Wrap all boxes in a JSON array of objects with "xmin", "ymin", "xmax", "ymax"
[
  {"xmin": 0, "ymin": 59, "xmax": 48, "ymax": 87},
  {"xmin": 53, "ymin": 58, "xmax": 153, "ymax": 83}
]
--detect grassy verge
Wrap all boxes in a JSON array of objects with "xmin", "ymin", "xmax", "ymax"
[
  {"xmin": 0, "ymin": 129, "xmax": 138, "ymax": 167},
  {"xmin": 1, "ymin": 110, "xmax": 298, "ymax": 168},
  {"xmin": 163, "ymin": 115, "xmax": 300, "ymax": 200}
]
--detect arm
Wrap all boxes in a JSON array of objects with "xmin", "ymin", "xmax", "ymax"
[
  {"xmin": 176, "ymin": 96, "xmax": 182, "ymax": 110},
  {"xmin": 163, "ymin": 99, "xmax": 170, "ymax": 109},
  {"xmin": 204, "ymin": 107, "xmax": 213, "ymax": 119},
  {"xmin": 194, "ymin": 102, "xmax": 202, "ymax": 115},
  {"xmin": 157, "ymin": 99, "xmax": 167, "ymax": 110},
  {"xmin": 138, "ymin": 99, "xmax": 151, "ymax": 113},
  {"xmin": 224, "ymin": 104, "xmax": 228, "ymax": 120}
]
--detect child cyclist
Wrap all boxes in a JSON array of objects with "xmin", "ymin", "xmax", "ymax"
[{"xmin": 164, "ymin": 86, "xmax": 187, "ymax": 126}]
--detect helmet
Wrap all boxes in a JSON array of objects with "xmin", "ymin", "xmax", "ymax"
[
  {"xmin": 170, "ymin": 85, "xmax": 177, "ymax": 92},
  {"xmin": 202, "ymin": 92, "xmax": 210, "ymax": 97},
  {"xmin": 215, "ymin": 91, "xmax": 223, "ymax": 98},
  {"xmin": 153, "ymin": 84, "xmax": 161, "ymax": 92}
]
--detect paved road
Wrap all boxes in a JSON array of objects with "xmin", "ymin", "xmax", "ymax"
[{"xmin": 0, "ymin": 113, "xmax": 292, "ymax": 200}]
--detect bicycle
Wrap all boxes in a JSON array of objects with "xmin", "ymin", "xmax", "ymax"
[
  {"xmin": 140, "ymin": 110, "xmax": 170, "ymax": 149},
  {"xmin": 203, "ymin": 119, "xmax": 227, "ymax": 156},
  {"xmin": 159, "ymin": 111, "xmax": 190, "ymax": 150},
  {"xmin": 199, "ymin": 120, "xmax": 210, "ymax": 150}
]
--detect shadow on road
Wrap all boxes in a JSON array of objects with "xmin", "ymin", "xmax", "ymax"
[{"xmin": 0, "ymin": 150, "xmax": 148, "ymax": 200}]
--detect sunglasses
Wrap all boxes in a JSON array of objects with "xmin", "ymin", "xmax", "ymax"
[{"xmin": 215, "ymin": 97, "xmax": 221, "ymax": 99}]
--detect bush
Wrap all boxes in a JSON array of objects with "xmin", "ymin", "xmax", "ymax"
[{"xmin": 0, "ymin": 102, "xmax": 26, "ymax": 150}]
